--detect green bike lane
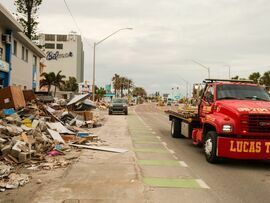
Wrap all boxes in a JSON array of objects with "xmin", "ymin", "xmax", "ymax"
[{"xmin": 128, "ymin": 109, "xmax": 219, "ymax": 203}]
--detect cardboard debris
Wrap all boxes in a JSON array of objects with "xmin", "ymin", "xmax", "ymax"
[{"xmin": 0, "ymin": 86, "xmax": 26, "ymax": 110}]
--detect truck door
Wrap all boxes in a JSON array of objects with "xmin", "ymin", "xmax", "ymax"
[{"xmin": 200, "ymin": 85, "xmax": 214, "ymax": 118}]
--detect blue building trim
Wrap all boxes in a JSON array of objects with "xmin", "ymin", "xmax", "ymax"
[
  {"xmin": 2, "ymin": 29, "xmax": 12, "ymax": 87},
  {"xmin": 32, "ymin": 65, "xmax": 37, "ymax": 88}
]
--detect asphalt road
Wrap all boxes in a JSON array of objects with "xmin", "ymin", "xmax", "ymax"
[{"xmin": 134, "ymin": 103, "xmax": 270, "ymax": 203}]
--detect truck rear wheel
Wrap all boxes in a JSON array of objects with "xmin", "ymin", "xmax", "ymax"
[
  {"xmin": 204, "ymin": 131, "xmax": 219, "ymax": 163},
  {"xmin": 171, "ymin": 119, "xmax": 183, "ymax": 138}
]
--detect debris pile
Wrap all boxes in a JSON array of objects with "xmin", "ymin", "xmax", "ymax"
[
  {"xmin": 177, "ymin": 105, "xmax": 198, "ymax": 118},
  {"xmin": 0, "ymin": 87, "xmax": 105, "ymax": 192}
]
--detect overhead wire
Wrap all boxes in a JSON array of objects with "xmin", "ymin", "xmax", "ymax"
[{"xmin": 63, "ymin": 0, "xmax": 92, "ymax": 47}]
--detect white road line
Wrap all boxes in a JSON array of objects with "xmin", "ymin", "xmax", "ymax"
[
  {"xmin": 156, "ymin": 136, "xmax": 161, "ymax": 140},
  {"xmin": 172, "ymin": 155, "xmax": 178, "ymax": 160},
  {"xmin": 161, "ymin": 142, "xmax": 167, "ymax": 146},
  {"xmin": 151, "ymin": 132, "xmax": 156, "ymax": 134},
  {"xmin": 168, "ymin": 149, "xmax": 175, "ymax": 154},
  {"xmin": 196, "ymin": 179, "xmax": 210, "ymax": 189},
  {"xmin": 179, "ymin": 161, "xmax": 188, "ymax": 167}
]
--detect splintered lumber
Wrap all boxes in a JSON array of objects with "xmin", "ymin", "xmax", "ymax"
[
  {"xmin": 69, "ymin": 143, "xmax": 128, "ymax": 153},
  {"xmin": 47, "ymin": 129, "xmax": 65, "ymax": 144}
]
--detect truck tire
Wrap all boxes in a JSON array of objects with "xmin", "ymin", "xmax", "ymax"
[
  {"xmin": 204, "ymin": 131, "xmax": 219, "ymax": 163},
  {"xmin": 171, "ymin": 119, "xmax": 183, "ymax": 138}
]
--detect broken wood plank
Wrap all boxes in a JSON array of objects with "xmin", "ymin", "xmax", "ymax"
[
  {"xmin": 69, "ymin": 143, "xmax": 128, "ymax": 153},
  {"xmin": 47, "ymin": 129, "xmax": 65, "ymax": 144}
]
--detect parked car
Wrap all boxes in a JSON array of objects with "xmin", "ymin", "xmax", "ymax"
[{"xmin": 108, "ymin": 98, "xmax": 128, "ymax": 115}]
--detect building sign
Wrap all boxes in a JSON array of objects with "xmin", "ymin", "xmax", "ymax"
[
  {"xmin": 46, "ymin": 51, "xmax": 73, "ymax": 60},
  {"xmin": 105, "ymin": 84, "xmax": 112, "ymax": 93},
  {"xmin": 79, "ymin": 81, "xmax": 92, "ymax": 93},
  {"xmin": 0, "ymin": 60, "xmax": 9, "ymax": 72}
]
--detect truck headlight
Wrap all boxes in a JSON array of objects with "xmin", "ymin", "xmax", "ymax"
[{"xmin": 222, "ymin": 125, "xmax": 232, "ymax": 133}]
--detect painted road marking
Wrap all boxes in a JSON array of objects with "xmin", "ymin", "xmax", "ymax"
[
  {"xmin": 196, "ymin": 179, "xmax": 210, "ymax": 189},
  {"xmin": 151, "ymin": 132, "xmax": 156, "ymax": 134},
  {"xmin": 162, "ymin": 143, "xmax": 175, "ymax": 154},
  {"xmin": 161, "ymin": 142, "xmax": 167, "ymax": 146},
  {"xmin": 133, "ymin": 141, "xmax": 162, "ymax": 144},
  {"xmin": 132, "ymin": 137, "xmax": 159, "ymax": 142},
  {"xmin": 168, "ymin": 149, "xmax": 175, "ymax": 154},
  {"xmin": 156, "ymin": 136, "xmax": 161, "ymax": 140},
  {"xmin": 143, "ymin": 177, "xmax": 202, "ymax": 188},
  {"xmin": 172, "ymin": 155, "xmax": 178, "ymax": 160},
  {"xmin": 138, "ymin": 160, "xmax": 181, "ymax": 166},
  {"xmin": 179, "ymin": 161, "xmax": 188, "ymax": 167},
  {"xmin": 134, "ymin": 148, "xmax": 170, "ymax": 154}
]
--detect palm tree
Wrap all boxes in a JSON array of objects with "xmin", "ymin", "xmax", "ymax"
[
  {"xmin": 260, "ymin": 71, "xmax": 270, "ymax": 90},
  {"xmin": 132, "ymin": 87, "xmax": 147, "ymax": 97},
  {"xmin": 112, "ymin": 74, "xmax": 121, "ymax": 97},
  {"xmin": 53, "ymin": 71, "xmax": 66, "ymax": 96},
  {"xmin": 126, "ymin": 79, "xmax": 134, "ymax": 95},
  {"xmin": 40, "ymin": 72, "xmax": 55, "ymax": 94},
  {"xmin": 95, "ymin": 86, "xmax": 106, "ymax": 101},
  {"xmin": 249, "ymin": 72, "xmax": 261, "ymax": 84},
  {"xmin": 40, "ymin": 71, "xmax": 66, "ymax": 96}
]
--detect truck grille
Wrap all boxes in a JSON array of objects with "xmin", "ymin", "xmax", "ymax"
[{"xmin": 241, "ymin": 114, "xmax": 270, "ymax": 133}]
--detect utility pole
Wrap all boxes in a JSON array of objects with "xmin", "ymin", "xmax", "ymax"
[
  {"xmin": 92, "ymin": 28, "xmax": 133, "ymax": 101},
  {"xmin": 191, "ymin": 60, "xmax": 211, "ymax": 79}
]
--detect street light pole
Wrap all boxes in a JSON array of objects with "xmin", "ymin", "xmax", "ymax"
[
  {"xmin": 92, "ymin": 28, "xmax": 133, "ymax": 101},
  {"xmin": 92, "ymin": 42, "xmax": 96, "ymax": 101},
  {"xmin": 191, "ymin": 60, "xmax": 211, "ymax": 79},
  {"xmin": 177, "ymin": 75, "xmax": 189, "ymax": 98}
]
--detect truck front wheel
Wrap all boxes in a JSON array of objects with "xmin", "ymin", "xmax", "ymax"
[
  {"xmin": 171, "ymin": 119, "xmax": 183, "ymax": 138},
  {"xmin": 204, "ymin": 131, "xmax": 219, "ymax": 163}
]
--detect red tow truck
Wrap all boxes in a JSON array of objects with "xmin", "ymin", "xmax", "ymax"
[{"xmin": 166, "ymin": 79, "xmax": 270, "ymax": 163}]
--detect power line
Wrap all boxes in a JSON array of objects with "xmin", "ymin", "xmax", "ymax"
[{"xmin": 63, "ymin": 0, "xmax": 92, "ymax": 47}]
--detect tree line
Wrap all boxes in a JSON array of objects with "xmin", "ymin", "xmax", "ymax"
[
  {"xmin": 112, "ymin": 74, "xmax": 147, "ymax": 98},
  {"xmin": 232, "ymin": 71, "xmax": 270, "ymax": 88}
]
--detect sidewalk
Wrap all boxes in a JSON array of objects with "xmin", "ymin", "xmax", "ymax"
[{"xmin": 30, "ymin": 111, "xmax": 145, "ymax": 203}]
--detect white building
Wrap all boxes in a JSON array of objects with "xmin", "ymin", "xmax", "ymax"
[
  {"xmin": 0, "ymin": 3, "xmax": 45, "ymax": 89},
  {"xmin": 39, "ymin": 32, "xmax": 84, "ymax": 83}
]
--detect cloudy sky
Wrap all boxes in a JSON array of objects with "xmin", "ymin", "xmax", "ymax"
[{"xmin": 1, "ymin": 0, "xmax": 270, "ymax": 95}]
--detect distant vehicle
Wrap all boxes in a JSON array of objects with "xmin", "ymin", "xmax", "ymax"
[
  {"xmin": 167, "ymin": 101, "xmax": 172, "ymax": 106},
  {"xmin": 109, "ymin": 98, "xmax": 128, "ymax": 115}
]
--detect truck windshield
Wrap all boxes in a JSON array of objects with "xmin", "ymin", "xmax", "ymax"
[
  {"xmin": 217, "ymin": 84, "xmax": 270, "ymax": 101},
  {"xmin": 112, "ymin": 98, "xmax": 127, "ymax": 103}
]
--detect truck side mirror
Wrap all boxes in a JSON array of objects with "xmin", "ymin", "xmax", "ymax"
[{"xmin": 205, "ymin": 93, "xmax": 214, "ymax": 104}]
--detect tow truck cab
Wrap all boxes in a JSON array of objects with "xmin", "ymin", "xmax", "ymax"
[
  {"xmin": 194, "ymin": 79, "xmax": 270, "ymax": 162},
  {"xmin": 169, "ymin": 79, "xmax": 270, "ymax": 163}
]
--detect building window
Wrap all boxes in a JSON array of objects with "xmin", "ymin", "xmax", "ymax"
[
  {"xmin": 21, "ymin": 46, "xmax": 25, "ymax": 60},
  {"xmin": 25, "ymin": 49, "xmax": 28, "ymax": 62},
  {"xmin": 33, "ymin": 55, "xmax": 37, "ymax": 66},
  {"xmin": 13, "ymin": 40, "xmax": 17, "ymax": 56},
  {"xmin": 57, "ymin": 35, "xmax": 67, "ymax": 41},
  {"xmin": 45, "ymin": 34, "xmax": 55, "ymax": 41},
  {"xmin": 45, "ymin": 43, "xmax": 55, "ymax": 49},
  {"xmin": 56, "ymin": 43, "xmax": 63, "ymax": 49}
]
